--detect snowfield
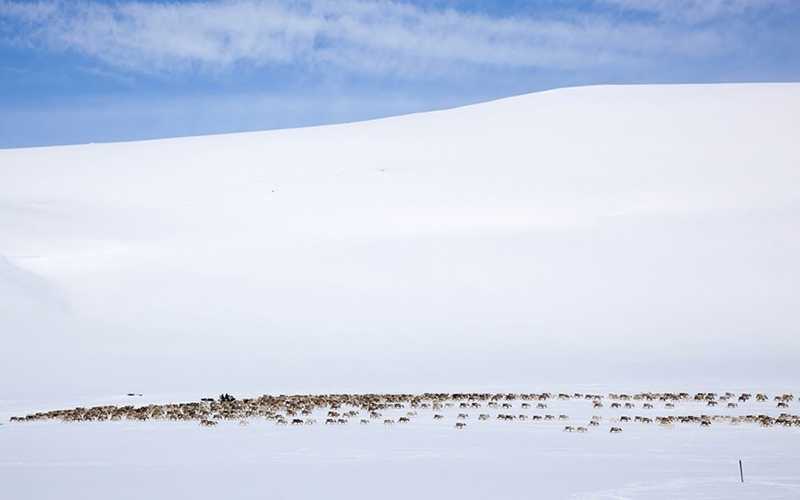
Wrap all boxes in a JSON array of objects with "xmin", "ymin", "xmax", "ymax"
[
  {"xmin": 1, "ymin": 83, "xmax": 799, "ymax": 498},
  {"xmin": 2, "ymin": 390, "xmax": 800, "ymax": 499}
]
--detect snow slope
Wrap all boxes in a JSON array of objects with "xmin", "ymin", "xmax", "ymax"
[
  {"xmin": 1, "ymin": 83, "xmax": 799, "ymax": 399},
  {"xmin": 1, "ymin": 83, "xmax": 800, "ymax": 499}
]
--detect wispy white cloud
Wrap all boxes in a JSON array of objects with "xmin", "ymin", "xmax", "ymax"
[
  {"xmin": 2, "ymin": 0, "xmax": 785, "ymax": 77},
  {"xmin": 598, "ymin": 0, "xmax": 791, "ymax": 23}
]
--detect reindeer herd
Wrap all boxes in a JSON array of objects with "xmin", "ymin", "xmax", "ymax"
[{"xmin": 7, "ymin": 391, "xmax": 798, "ymax": 434}]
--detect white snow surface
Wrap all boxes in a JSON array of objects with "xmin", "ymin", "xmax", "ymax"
[
  {"xmin": 1, "ymin": 83, "xmax": 799, "ymax": 498},
  {"xmin": 2, "ymin": 392, "xmax": 800, "ymax": 499}
]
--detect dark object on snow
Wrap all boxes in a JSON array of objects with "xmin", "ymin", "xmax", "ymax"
[
  {"xmin": 200, "ymin": 398, "xmax": 215, "ymax": 402},
  {"xmin": 126, "ymin": 393, "xmax": 142, "ymax": 397},
  {"xmin": 219, "ymin": 393, "xmax": 236, "ymax": 403}
]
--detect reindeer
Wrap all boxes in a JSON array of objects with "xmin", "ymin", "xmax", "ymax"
[
  {"xmin": 759, "ymin": 417, "xmax": 774, "ymax": 427},
  {"xmin": 658, "ymin": 419, "xmax": 674, "ymax": 429},
  {"xmin": 454, "ymin": 422, "xmax": 467, "ymax": 429},
  {"xmin": 609, "ymin": 427, "xmax": 623, "ymax": 433}
]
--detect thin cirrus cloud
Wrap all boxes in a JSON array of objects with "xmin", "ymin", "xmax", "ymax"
[
  {"xmin": 0, "ymin": 0, "xmax": 781, "ymax": 78},
  {"xmin": 597, "ymin": 0, "xmax": 790, "ymax": 22}
]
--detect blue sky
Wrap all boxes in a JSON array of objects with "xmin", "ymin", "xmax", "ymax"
[{"xmin": 1, "ymin": 0, "xmax": 798, "ymax": 149}]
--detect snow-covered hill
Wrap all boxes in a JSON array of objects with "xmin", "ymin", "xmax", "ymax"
[{"xmin": 1, "ymin": 84, "xmax": 799, "ymax": 399}]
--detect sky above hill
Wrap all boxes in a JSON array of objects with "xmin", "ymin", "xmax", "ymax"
[{"xmin": 1, "ymin": 0, "xmax": 799, "ymax": 148}]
